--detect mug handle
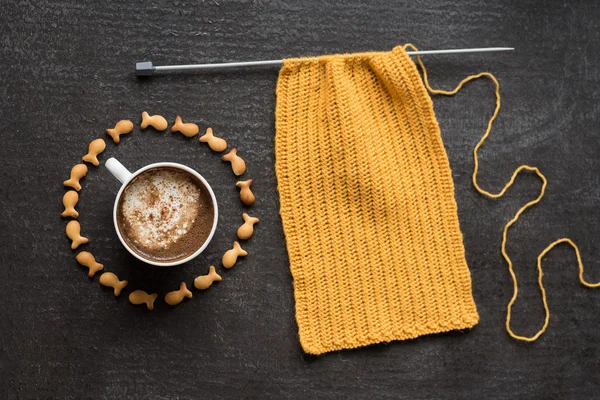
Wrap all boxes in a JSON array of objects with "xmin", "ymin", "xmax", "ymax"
[{"xmin": 105, "ymin": 158, "xmax": 132, "ymax": 184}]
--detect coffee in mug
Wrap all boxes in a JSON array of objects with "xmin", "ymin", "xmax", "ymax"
[
  {"xmin": 106, "ymin": 158, "xmax": 218, "ymax": 267},
  {"xmin": 116, "ymin": 167, "xmax": 214, "ymax": 263}
]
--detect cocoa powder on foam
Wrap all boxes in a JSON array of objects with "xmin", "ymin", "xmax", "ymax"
[{"xmin": 117, "ymin": 167, "xmax": 214, "ymax": 262}]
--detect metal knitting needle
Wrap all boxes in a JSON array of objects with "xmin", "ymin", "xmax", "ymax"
[{"xmin": 135, "ymin": 47, "xmax": 514, "ymax": 76}]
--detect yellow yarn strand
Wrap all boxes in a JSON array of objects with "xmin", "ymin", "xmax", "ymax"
[{"xmin": 404, "ymin": 43, "xmax": 600, "ymax": 341}]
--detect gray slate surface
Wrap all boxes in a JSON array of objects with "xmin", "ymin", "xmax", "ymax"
[{"xmin": 1, "ymin": 0, "xmax": 599, "ymax": 399}]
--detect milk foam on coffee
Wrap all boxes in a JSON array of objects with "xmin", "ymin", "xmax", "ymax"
[{"xmin": 118, "ymin": 168, "xmax": 210, "ymax": 258}]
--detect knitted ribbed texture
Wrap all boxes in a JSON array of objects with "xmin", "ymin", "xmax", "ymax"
[{"xmin": 275, "ymin": 46, "xmax": 479, "ymax": 355}]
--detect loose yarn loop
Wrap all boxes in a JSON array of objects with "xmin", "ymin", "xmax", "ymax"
[{"xmin": 404, "ymin": 43, "xmax": 600, "ymax": 341}]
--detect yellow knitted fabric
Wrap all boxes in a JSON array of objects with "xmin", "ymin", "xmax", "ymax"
[{"xmin": 275, "ymin": 46, "xmax": 479, "ymax": 355}]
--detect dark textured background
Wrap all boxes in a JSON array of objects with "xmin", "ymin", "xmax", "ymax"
[{"xmin": 1, "ymin": 0, "xmax": 599, "ymax": 398}]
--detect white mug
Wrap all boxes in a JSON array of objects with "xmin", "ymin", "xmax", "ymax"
[{"xmin": 105, "ymin": 157, "xmax": 219, "ymax": 267}]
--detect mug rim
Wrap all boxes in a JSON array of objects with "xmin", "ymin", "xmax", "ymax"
[{"xmin": 112, "ymin": 162, "xmax": 219, "ymax": 267}]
